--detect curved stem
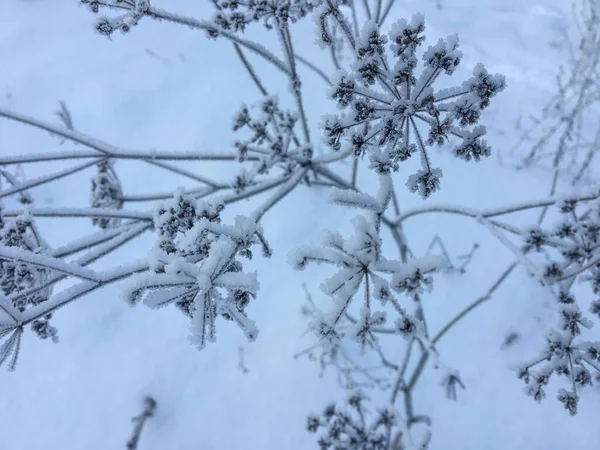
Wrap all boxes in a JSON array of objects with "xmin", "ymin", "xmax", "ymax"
[{"xmin": 146, "ymin": 7, "xmax": 291, "ymax": 76}]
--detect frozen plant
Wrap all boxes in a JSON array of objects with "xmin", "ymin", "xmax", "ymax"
[
  {"xmin": 90, "ymin": 160, "xmax": 123, "ymax": 229},
  {"xmin": 0, "ymin": 208, "xmax": 58, "ymax": 345},
  {"xmin": 513, "ymin": 195, "xmax": 600, "ymax": 415},
  {"xmin": 306, "ymin": 390, "xmax": 430, "ymax": 450},
  {"xmin": 321, "ymin": 14, "xmax": 505, "ymax": 197},
  {"xmin": 124, "ymin": 191, "xmax": 270, "ymax": 349},
  {"xmin": 0, "ymin": 0, "xmax": 598, "ymax": 448},
  {"xmin": 514, "ymin": 0, "xmax": 600, "ymax": 185}
]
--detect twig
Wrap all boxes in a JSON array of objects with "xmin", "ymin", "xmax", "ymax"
[{"xmin": 126, "ymin": 396, "xmax": 157, "ymax": 450}]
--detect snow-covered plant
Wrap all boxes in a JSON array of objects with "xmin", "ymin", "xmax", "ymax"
[
  {"xmin": 0, "ymin": 209, "xmax": 58, "ymax": 344},
  {"xmin": 306, "ymin": 390, "xmax": 428, "ymax": 450},
  {"xmin": 321, "ymin": 13, "xmax": 505, "ymax": 197},
  {"xmin": 513, "ymin": 194, "xmax": 600, "ymax": 414},
  {"xmin": 1, "ymin": 0, "xmax": 599, "ymax": 448},
  {"xmin": 515, "ymin": 0, "xmax": 600, "ymax": 184},
  {"xmin": 124, "ymin": 191, "xmax": 270, "ymax": 349},
  {"xmin": 289, "ymin": 175, "xmax": 445, "ymax": 354},
  {"xmin": 90, "ymin": 160, "xmax": 123, "ymax": 229},
  {"xmin": 231, "ymin": 95, "xmax": 312, "ymax": 183},
  {"xmin": 211, "ymin": 0, "xmax": 316, "ymax": 31}
]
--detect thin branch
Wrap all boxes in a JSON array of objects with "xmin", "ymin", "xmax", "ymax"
[
  {"xmin": 122, "ymin": 186, "xmax": 220, "ymax": 203},
  {"xmin": 296, "ymin": 55, "xmax": 332, "ymax": 86},
  {"xmin": 8, "ymin": 222, "xmax": 151, "ymax": 309},
  {"xmin": 432, "ymin": 261, "xmax": 518, "ymax": 344},
  {"xmin": 19, "ymin": 259, "xmax": 149, "ymax": 324},
  {"xmin": 0, "ymin": 245, "xmax": 100, "ymax": 282},
  {"xmin": 378, "ymin": 0, "xmax": 396, "ymax": 26},
  {"xmin": 251, "ymin": 168, "xmax": 309, "ymax": 222},
  {"xmin": 145, "ymin": 160, "xmax": 225, "ymax": 187},
  {"xmin": 0, "ymin": 149, "xmax": 244, "ymax": 164},
  {"xmin": 393, "ymin": 191, "xmax": 600, "ymax": 225},
  {"xmin": 280, "ymin": 25, "xmax": 311, "ymax": 143},
  {"xmin": 407, "ymin": 261, "xmax": 519, "ymax": 392},
  {"xmin": 126, "ymin": 397, "xmax": 157, "ymax": 450},
  {"xmin": 1, "ymin": 207, "xmax": 153, "ymax": 221},
  {"xmin": 0, "ymin": 158, "xmax": 105, "ymax": 199},
  {"xmin": 233, "ymin": 43, "xmax": 269, "ymax": 96},
  {"xmin": 146, "ymin": 7, "xmax": 291, "ymax": 76}
]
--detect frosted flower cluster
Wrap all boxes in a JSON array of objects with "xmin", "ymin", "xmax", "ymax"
[
  {"xmin": 125, "ymin": 191, "xmax": 271, "ymax": 349},
  {"xmin": 289, "ymin": 176, "xmax": 446, "ymax": 348},
  {"xmin": 80, "ymin": 0, "xmax": 150, "ymax": 36},
  {"xmin": 211, "ymin": 0, "xmax": 317, "ymax": 32},
  {"xmin": 517, "ymin": 193, "xmax": 600, "ymax": 414},
  {"xmin": 0, "ymin": 210, "xmax": 57, "ymax": 342},
  {"xmin": 322, "ymin": 14, "xmax": 505, "ymax": 197},
  {"xmin": 230, "ymin": 96, "xmax": 312, "ymax": 193},
  {"xmin": 90, "ymin": 161, "xmax": 123, "ymax": 229}
]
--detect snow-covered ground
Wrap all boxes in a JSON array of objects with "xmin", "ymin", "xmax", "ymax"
[{"xmin": 1, "ymin": 0, "xmax": 598, "ymax": 449}]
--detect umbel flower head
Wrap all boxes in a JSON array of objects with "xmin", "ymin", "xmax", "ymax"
[
  {"xmin": 322, "ymin": 14, "xmax": 506, "ymax": 198},
  {"xmin": 90, "ymin": 160, "xmax": 123, "ymax": 229},
  {"xmin": 124, "ymin": 191, "xmax": 272, "ymax": 350},
  {"xmin": 211, "ymin": 0, "xmax": 317, "ymax": 32},
  {"xmin": 516, "ymin": 194, "xmax": 600, "ymax": 416},
  {"xmin": 306, "ymin": 390, "xmax": 397, "ymax": 450},
  {"xmin": 230, "ymin": 96, "xmax": 311, "ymax": 192},
  {"xmin": 0, "ymin": 210, "xmax": 58, "ymax": 342}
]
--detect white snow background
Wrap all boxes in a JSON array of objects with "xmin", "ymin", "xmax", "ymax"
[{"xmin": 0, "ymin": 0, "xmax": 599, "ymax": 449}]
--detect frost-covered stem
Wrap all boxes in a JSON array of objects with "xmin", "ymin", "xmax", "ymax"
[
  {"xmin": 126, "ymin": 397, "xmax": 157, "ymax": 450},
  {"xmin": 233, "ymin": 43, "xmax": 268, "ymax": 96},
  {"xmin": 0, "ymin": 158, "xmax": 106, "ymax": 199},
  {"xmin": 326, "ymin": 0, "xmax": 356, "ymax": 50},
  {"xmin": 390, "ymin": 187, "xmax": 401, "ymax": 217},
  {"xmin": 51, "ymin": 221, "xmax": 147, "ymax": 258},
  {"xmin": 251, "ymin": 168, "xmax": 309, "ymax": 222},
  {"xmin": 361, "ymin": 0, "xmax": 372, "ymax": 20},
  {"xmin": 374, "ymin": 0, "xmax": 383, "ymax": 23},
  {"xmin": 407, "ymin": 261, "xmax": 519, "ymax": 393},
  {"xmin": 8, "ymin": 222, "xmax": 152, "ymax": 308},
  {"xmin": 378, "ymin": 0, "xmax": 396, "ymax": 26},
  {"xmin": 393, "ymin": 191, "xmax": 600, "ymax": 224},
  {"xmin": 279, "ymin": 25, "xmax": 311, "ymax": 143},
  {"xmin": 1, "ymin": 207, "xmax": 153, "ymax": 221},
  {"xmin": 145, "ymin": 7, "xmax": 292, "ymax": 76},
  {"xmin": 537, "ymin": 169, "xmax": 560, "ymax": 225},
  {"xmin": 433, "ymin": 261, "xmax": 518, "ymax": 345},
  {"xmin": 573, "ymin": 144, "xmax": 597, "ymax": 185},
  {"xmin": 0, "ymin": 149, "xmax": 245, "ymax": 164},
  {"xmin": 0, "ymin": 245, "xmax": 100, "ymax": 282},
  {"xmin": 0, "ymin": 107, "xmax": 116, "ymax": 155},
  {"xmin": 558, "ymin": 254, "xmax": 600, "ymax": 281},
  {"xmin": 414, "ymin": 68, "xmax": 442, "ymax": 102},
  {"xmin": 410, "ymin": 117, "xmax": 432, "ymax": 173},
  {"xmin": 349, "ymin": 0, "xmax": 359, "ymax": 36},
  {"xmin": 476, "ymin": 215, "xmax": 544, "ymax": 282},
  {"xmin": 413, "ymin": 294, "xmax": 429, "ymax": 338},
  {"xmin": 120, "ymin": 186, "xmax": 218, "ymax": 203},
  {"xmin": 312, "ymin": 165, "xmax": 404, "ymax": 237},
  {"xmin": 294, "ymin": 55, "xmax": 331, "ymax": 86},
  {"xmin": 19, "ymin": 260, "xmax": 149, "ymax": 324},
  {"xmin": 403, "ymin": 388, "xmax": 415, "ymax": 426},
  {"xmin": 329, "ymin": 36, "xmax": 342, "ymax": 71},
  {"xmin": 0, "ymin": 298, "xmax": 20, "ymax": 324},
  {"xmin": 350, "ymin": 157, "xmax": 359, "ymax": 189},
  {"xmin": 390, "ymin": 339, "xmax": 414, "ymax": 406},
  {"xmin": 219, "ymin": 173, "xmax": 291, "ymax": 204},
  {"xmin": 145, "ymin": 159, "xmax": 225, "ymax": 187},
  {"xmin": 312, "ymin": 148, "xmax": 355, "ymax": 164},
  {"xmin": 0, "ymin": 109, "xmax": 245, "ymax": 163}
]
